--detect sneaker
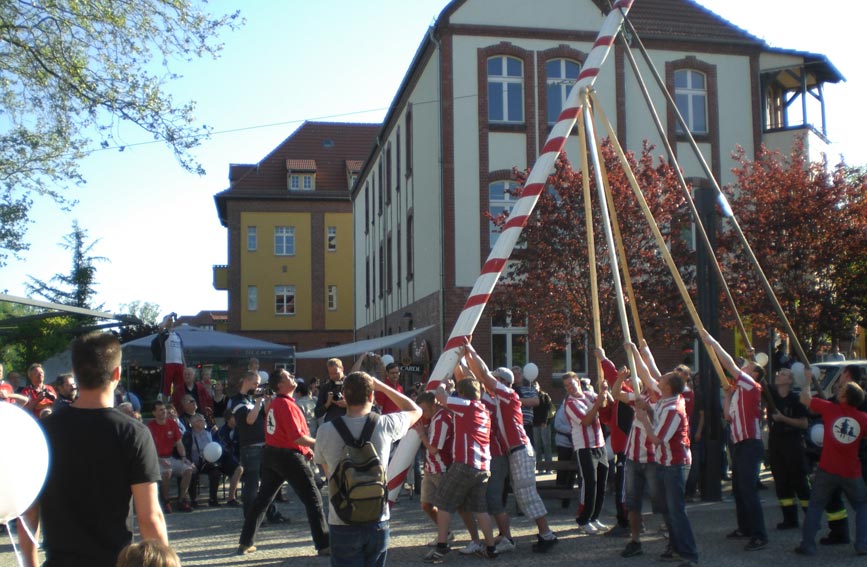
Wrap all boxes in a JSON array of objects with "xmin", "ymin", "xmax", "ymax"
[
  {"xmin": 225, "ymin": 499, "xmax": 242, "ymax": 508},
  {"xmin": 459, "ymin": 541, "xmax": 483, "ymax": 555},
  {"xmin": 162, "ymin": 501, "xmax": 173, "ymax": 514},
  {"xmin": 577, "ymin": 522, "xmax": 599, "ymax": 535},
  {"xmin": 725, "ymin": 528, "xmax": 749, "ymax": 539},
  {"xmin": 591, "ymin": 519, "xmax": 610, "ymax": 531},
  {"xmin": 794, "ymin": 545, "xmax": 815, "ymax": 556},
  {"xmin": 659, "ymin": 546, "xmax": 684, "ymax": 562},
  {"xmin": 621, "ymin": 540, "xmax": 643, "ymax": 558},
  {"xmin": 495, "ymin": 537, "xmax": 515, "ymax": 553},
  {"xmin": 427, "ymin": 533, "xmax": 455, "ymax": 547},
  {"xmin": 605, "ymin": 525, "xmax": 630, "ymax": 538},
  {"xmin": 532, "ymin": 534, "xmax": 558, "ymax": 553},
  {"xmin": 178, "ymin": 499, "xmax": 193, "ymax": 513},
  {"xmin": 423, "ymin": 547, "xmax": 450, "ymax": 564},
  {"xmin": 744, "ymin": 537, "xmax": 768, "ymax": 551},
  {"xmin": 819, "ymin": 534, "xmax": 850, "ymax": 545},
  {"xmin": 317, "ymin": 548, "xmax": 331, "ymax": 557},
  {"xmin": 267, "ymin": 513, "xmax": 290, "ymax": 524},
  {"xmin": 237, "ymin": 544, "xmax": 256, "ymax": 555},
  {"xmin": 476, "ymin": 546, "xmax": 499, "ymax": 559}
]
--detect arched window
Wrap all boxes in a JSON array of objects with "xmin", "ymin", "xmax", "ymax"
[
  {"xmin": 546, "ymin": 58, "xmax": 581, "ymax": 124},
  {"xmin": 487, "ymin": 55, "xmax": 524, "ymax": 123}
]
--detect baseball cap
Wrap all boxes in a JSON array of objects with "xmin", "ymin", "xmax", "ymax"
[{"xmin": 491, "ymin": 367, "xmax": 514, "ymax": 386}]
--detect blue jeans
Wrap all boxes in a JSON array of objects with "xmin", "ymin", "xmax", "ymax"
[
  {"xmin": 800, "ymin": 468, "xmax": 867, "ymax": 554},
  {"xmin": 732, "ymin": 439, "xmax": 766, "ymax": 540},
  {"xmin": 658, "ymin": 464, "xmax": 699, "ymax": 562},
  {"xmin": 330, "ymin": 521, "xmax": 389, "ymax": 567}
]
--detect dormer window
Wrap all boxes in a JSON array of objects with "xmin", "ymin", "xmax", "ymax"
[{"xmin": 286, "ymin": 159, "xmax": 317, "ymax": 191}]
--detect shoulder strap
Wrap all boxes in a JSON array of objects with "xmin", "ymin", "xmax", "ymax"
[{"xmin": 333, "ymin": 413, "xmax": 380, "ymax": 449}]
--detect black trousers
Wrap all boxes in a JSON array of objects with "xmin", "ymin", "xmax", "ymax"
[
  {"xmin": 576, "ymin": 446, "xmax": 609, "ymax": 525},
  {"xmin": 239, "ymin": 446, "xmax": 329, "ymax": 550}
]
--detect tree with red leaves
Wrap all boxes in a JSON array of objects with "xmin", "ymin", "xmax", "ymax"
[
  {"xmin": 489, "ymin": 140, "xmax": 695, "ymax": 357},
  {"xmin": 717, "ymin": 138, "xmax": 867, "ymax": 355}
]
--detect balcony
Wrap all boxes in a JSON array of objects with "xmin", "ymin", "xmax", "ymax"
[{"xmin": 213, "ymin": 265, "xmax": 228, "ymax": 290}]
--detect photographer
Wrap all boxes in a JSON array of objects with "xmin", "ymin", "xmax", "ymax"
[
  {"xmin": 229, "ymin": 371, "xmax": 288, "ymax": 524},
  {"xmin": 315, "ymin": 358, "xmax": 347, "ymax": 424},
  {"xmin": 22, "ymin": 362, "xmax": 57, "ymax": 417}
]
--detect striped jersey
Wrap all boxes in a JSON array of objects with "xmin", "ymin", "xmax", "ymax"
[
  {"xmin": 625, "ymin": 391, "xmax": 657, "ymax": 463},
  {"xmin": 729, "ymin": 371, "xmax": 763, "ymax": 443},
  {"xmin": 565, "ymin": 391, "xmax": 605, "ymax": 450},
  {"xmin": 481, "ymin": 392, "xmax": 506, "ymax": 458},
  {"xmin": 491, "ymin": 381, "xmax": 530, "ymax": 450},
  {"xmin": 424, "ymin": 407, "xmax": 454, "ymax": 474},
  {"xmin": 653, "ymin": 395, "xmax": 692, "ymax": 466},
  {"xmin": 446, "ymin": 396, "xmax": 491, "ymax": 471}
]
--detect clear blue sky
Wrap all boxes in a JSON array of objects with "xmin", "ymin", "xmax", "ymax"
[{"xmin": 1, "ymin": 0, "xmax": 862, "ymax": 319}]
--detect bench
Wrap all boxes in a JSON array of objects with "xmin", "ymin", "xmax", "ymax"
[{"xmin": 533, "ymin": 460, "xmax": 580, "ymax": 501}]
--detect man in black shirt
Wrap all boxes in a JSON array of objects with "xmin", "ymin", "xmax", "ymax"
[
  {"xmin": 25, "ymin": 332, "xmax": 166, "ymax": 567},
  {"xmin": 315, "ymin": 357, "xmax": 347, "ymax": 424},
  {"xmin": 767, "ymin": 368, "xmax": 810, "ymax": 529}
]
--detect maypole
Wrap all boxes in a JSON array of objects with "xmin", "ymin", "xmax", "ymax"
[{"xmin": 386, "ymin": 0, "xmax": 635, "ymax": 501}]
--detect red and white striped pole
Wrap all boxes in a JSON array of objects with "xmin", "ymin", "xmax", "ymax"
[{"xmin": 387, "ymin": 0, "xmax": 634, "ymax": 502}]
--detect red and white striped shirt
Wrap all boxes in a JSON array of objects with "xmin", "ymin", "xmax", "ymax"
[
  {"xmin": 626, "ymin": 391, "xmax": 657, "ymax": 463},
  {"xmin": 481, "ymin": 393, "xmax": 506, "ymax": 458},
  {"xmin": 653, "ymin": 395, "xmax": 691, "ymax": 466},
  {"xmin": 729, "ymin": 371, "xmax": 763, "ymax": 444},
  {"xmin": 446, "ymin": 396, "xmax": 491, "ymax": 471},
  {"xmin": 425, "ymin": 408, "xmax": 454, "ymax": 474},
  {"xmin": 565, "ymin": 391, "xmax": 604, "ymax": 450},
  {"xmin": 492, "ymin": 381, "xmax": 530, "ymax": 450}
]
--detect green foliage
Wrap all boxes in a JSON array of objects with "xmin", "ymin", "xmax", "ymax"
[{"xmin": 0, "ymin": 0, "xmax": 242, "ymax": 265}]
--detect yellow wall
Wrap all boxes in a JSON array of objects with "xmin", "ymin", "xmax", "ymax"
[
  {"xmin": 324, "ymin": 212, "xmax": 354, "ymax": 329},
  {"xmin": 240, "ymin": 211, "xmax": 312, "ymax": 330}
]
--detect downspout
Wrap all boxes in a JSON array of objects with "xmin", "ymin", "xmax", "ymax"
[{"xmin": 429, "ymin": 24, "xmax": 446, "ymax": 352}]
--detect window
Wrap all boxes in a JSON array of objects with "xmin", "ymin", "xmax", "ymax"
[
  {"xmin": 674, "ymin": 69, "xmax": 707, "ymax": 134},
  {"xmin": 386, "ymin": 145, "xmax": 392, "ymax": 205},
  {"xmin": 396, "ymin": 224, "xmax": 402, "ymax": 288},
  {"xmin": 378, "ymin": 243, "xmax": 384, "ymax": 299},
  {"xmin": 274, "ymin": 285, "xmax": 296, "ymax": 315},
  {"xmin": 302, "ymin": 175, "xmax": 312, "ymax": 190},
  {"xmin": 489, "ymin": 180, "xmax": 520, "ymax": 247},
  {"xmin": 546, "ymin": 58, "xmax": 581, "ymax": 124},
  {"xmin": 386, "ymin": 232, "xmax": 393, "ymax": 295},
  {"xmin": 491, "ymin": 310, "xmax": 528, "ymax": 368},
  {"xmin": 327, "ymin": 226, "xmax": 337, "ymax": 251},
  {"xmin": 290, "ymin": 175, "xmax": 299, "ymax": 190},
  {"xmin": 274, "ymin": 226, "xmax": 295, "ymax": 256},
  {"xmin": 247, "ymin": 285, "xmax": 258, "ymax": 311},
  {"xmin": 247, "ymin": 226, "xmax": 257, "ymax": 251},
  {"xmin": 396, "ymin": 128, "xmax": 401, "ymax": 191},
  {"xmin": 406, "ymin": 213, "xmax": 414, "ymax": 281},
  {"xmin": 327, "ymin": 285, "xmax": 338, "ymax": 310},
  {"xmin": 364, "ymin": 182, "xmax": 369, "ymax": 232},
  {"xmin": 405, "ymin": 106, "xmax": 413, "ymax": 177},
  {"xmin": 551, "ymin": 333, "xmax": 588, "ymax": 374},
  {"xmin": 378, "ymin": 162, "xmax": 384, "ymax": 214},
  {"xmin": 365, "ymin": 256, "xmax": 370, "ymax": 307},
  {"xmin": 487, "ymin": 55, "xmax": 523, "ymax": 123}
]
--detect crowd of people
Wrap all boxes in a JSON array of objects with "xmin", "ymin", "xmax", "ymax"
[{"xmin": 3, "ymin": 325, "xmax": 867, "ymax": 567}]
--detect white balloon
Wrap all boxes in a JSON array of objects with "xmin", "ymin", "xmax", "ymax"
[
  {"xmin": 754, "ymin": 352, "xmax": 769, "ymax": 367},
  {"xmin": 809, "ymin": 424, "xmax": 824, "ymax": 447},
  {"xmin": 791, "ymin": 362, "xmax": 806, "ymax": 388},
  {"xmin": 381, "ymin": 354, "xmax": 395, "ymax": 366},
  {"xmin": 203, "ymin": 441, "xmax": 223, "ymax": 463},
  {"xmin": 0, "ymin": 403, "xmax": 49, "ymax": 523},
  {"xmin": 523, "ymin": 362, "xmax": 539, "ymax": 382}
]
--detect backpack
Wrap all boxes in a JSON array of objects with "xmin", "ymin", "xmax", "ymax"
[{"xmin": 328, "ymin": 413, "xmax": 387, "ymax": 525}]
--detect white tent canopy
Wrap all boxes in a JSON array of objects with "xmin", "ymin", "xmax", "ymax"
[{"xmin": 294, "ymin": 325, "xmax": 434, "ymax": 359}]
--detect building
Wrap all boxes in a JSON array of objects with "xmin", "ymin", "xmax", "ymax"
[
  {"xmin": 350, "ymin": 0, "xmax": 842, "ymax": 386},
  {"xmin": 214, "ymin": 121, "xmax": 379, "ymax": 379}
]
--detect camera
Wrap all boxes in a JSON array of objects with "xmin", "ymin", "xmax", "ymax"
[{"xmin": 254, "ymin": 386, "xmax": 273, "ymax": 398}]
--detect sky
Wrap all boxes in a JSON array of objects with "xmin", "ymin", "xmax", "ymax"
[{"xmin": 1, "ymin": 0, "xmax": 863, "ymax": 320}]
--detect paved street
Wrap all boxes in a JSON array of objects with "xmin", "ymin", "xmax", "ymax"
[{"xmin": 2, "ymin": 470, "xmax": 864, "ymax": 567}]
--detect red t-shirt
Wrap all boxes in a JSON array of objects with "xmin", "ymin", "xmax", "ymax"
[
  {"xmin": 265, "ymin": 395, "xmax": 311, "ymax": 456},
  {"xmin": 147, "ymin": 419, "xmax": 182, "ymax": 458},
  {"xmin": 0, "ymin": 381, "xmax": 14, "ymax": 402},
  {"xmin": 811, "ymin": 398, "xmax": 867, "ymax": 478},
  {"xmin": 446, "ymin": 396, "xmax": 491, "ymax": 471},
  {"xmin": 600, "ymin": 358, "xmax": 628, "ymax": 453},
  {"xmin": 374, "ymin": 381, "xmax": 404, "ymax": 415},
  {"xmin": 21, "ymin": 384, "xmax": 57, "ymax": 416},
  {"xmin": 425, "ymin": 408, "xmax": 454, "ymax": 474}
]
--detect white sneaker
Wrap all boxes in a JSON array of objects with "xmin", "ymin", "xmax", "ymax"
[
  {"xmin": 495, "ymin": 537, "xmax": 516, "ymax": 553},
  {"xmin": 578, "ymin": 522, "xmax": 600, "ymax": 535},
  {"xmin": 591, "ymin": 520, "xmax": 609, "ymax": 531},
  {"xmin": 459, "ymin": 541, "xmax": 483, "ymax": 555}
]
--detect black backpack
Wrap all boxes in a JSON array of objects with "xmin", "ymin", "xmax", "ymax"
[{"xmin": 328, "ymin": 413, "xmax": 387, "ymax": 524}]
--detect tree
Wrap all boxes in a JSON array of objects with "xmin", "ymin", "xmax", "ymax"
[
  {"xmin": 489, "ymin": 140, "xmax": 695, "ymax": 357},
  {"xmin": 0, "ymin": 1, "xmax": 242, "ymax": 265},
  {"xmin": 716, "ymin": 139, "xmax": 867, "ymax": 355},
  {"xmin": 116, "ymin": 301, "xmax": 161, "ymax": 343},
  {"xmin": 27, "ymin": 221, "xmax": 107, "ymax": 309}
]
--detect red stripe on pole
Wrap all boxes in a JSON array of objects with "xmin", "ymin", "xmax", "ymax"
[
  {"xmin": 504, "ymin": 215, "xmax": 529, "ymax": 230},
  {"xmin": 578, "ymin": 67, "xmax": 600, "ymax": 81},
  {"xmin": 613, "ymin": 0, "xmax": 634, "ymax": 9},
  {"xmin": 464, "ymin": 294, "xmax": 490, "ymax": 309},
  {"xmin": 444, "ymin": 336, "xmax": 471, "ymax": 351},
  {"xmin": 387, "ymin": 469, "xmax": 408, "ymax": 492},
  {"xmin": 482, "ymin": 257, "xmax": 507, "ymax": 273},
  {"xmin": 594, "ymin": 35, "xmax": 615, "ymax": 49},
  {"xmin": 541, "ymin": 137, "xmax": 567, "ymax": 154},
  {"xmin": 558, "ymin": 106, "xmax": 582, "ymax": 122},
  {"xmin": 522, "ymin": 183, "xmax": 545, "ymax": 197}
]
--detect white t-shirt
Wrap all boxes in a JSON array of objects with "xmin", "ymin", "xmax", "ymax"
[
  {"xmin": 164, "ymin": 332, "xmax": 184, "ymax": 364},
  {"xmin": 314, "ymin": 411, "xmax": 410, "ymax": 525}
]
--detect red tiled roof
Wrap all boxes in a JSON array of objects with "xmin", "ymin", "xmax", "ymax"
[
  {"xmin": 618, "ymin": 0, "xmax": 762, "ymax": 44},
  {"xmin": 286, "ymin": 159, "xmax": 317, "ymax": 171},
  {"xmin": 345, "ymin": 160, "xmax": 363, "ymax": 172}
]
